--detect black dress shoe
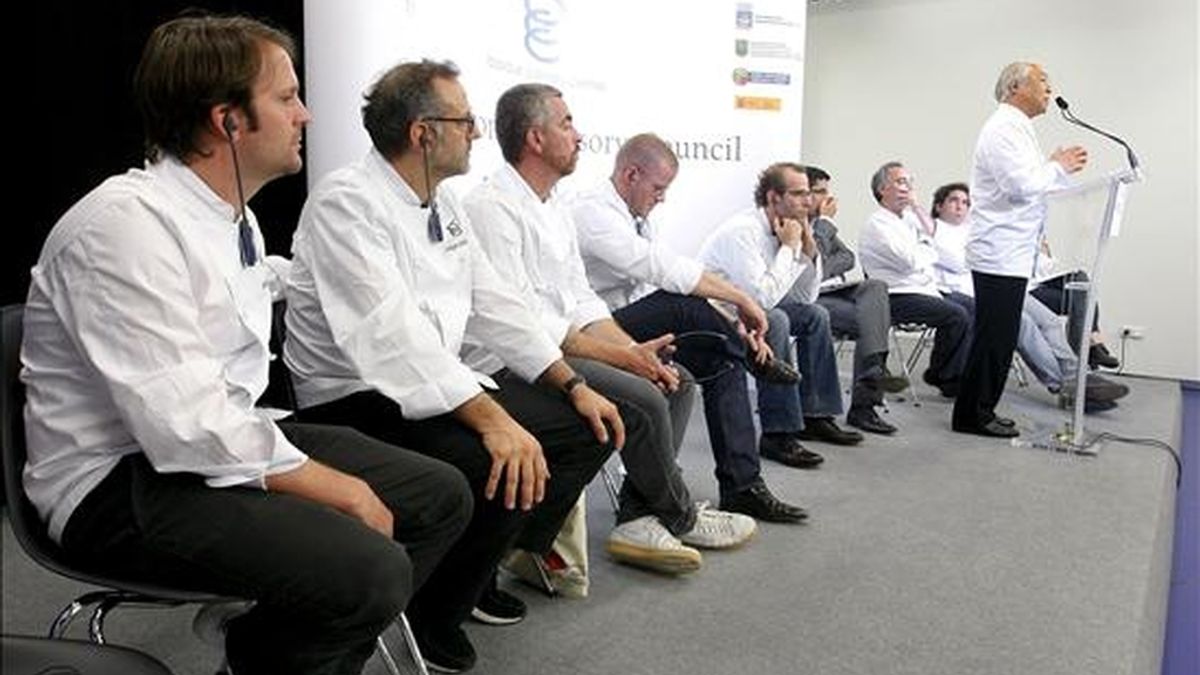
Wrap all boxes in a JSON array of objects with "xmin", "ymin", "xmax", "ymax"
[
  {"xmin": 1088, "ymin": 343, "xmax": 1120, "ymax": 369},
  {"xmin": 796, "ymin": 417, "xmax": 864, "ymax": 445},
  {"xmin": 991, "ymin": 415, "xmax": 1015, "ymax": 427},
  {"xmin": 922, "ymin": 369, "xmax": 960, "ymax": 398},
  {"xmin": 415, "ymin": 624, "xmax": 477, "ymax": 673},
  {"xmin": 1084, "ymin": 374, "xmax": 1129, "ymax": 401},
  {"xmin": 747, "ymin": 354, "xmax": 801, "ymax": 385},
  {"xmin": 846, "ymin": 406, "xmax": 897, "ymax": 434},
  {"xmin": 952, "ymin": 418, "xmax": 1020, "ymax": 438},
  {"xmin": 759, "ymin": 434, "xmax": 824, "ymax": 468},
  {"xmin": 720, "ymin": 480, "xmax": 808, "ymax": 523},
  {"xmin": 470, "ymin": 574, "xmax": 526, "ymax": 626},
  {"xmin": 878, "ymin": 368, "xmax": 910, "ymax": 394}
]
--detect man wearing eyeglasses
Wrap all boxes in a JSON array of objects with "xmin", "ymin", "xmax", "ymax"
[
  {"xmin": 805, "ymin": 165, "xmax": 906, "ymax": 435},
  {"xmin": 858, "ymin": 161, "xmax": 973, "ymax": 400},
  {"xmin": 283, "ymin": 61, "xmax": 621, "ymax": 673},
  {"xmin": 21, "ymin": 19, "xmax": 474, "ymax": 675},
  {"xmin": 700, "ymin": 162, "xmax": 862, "ymax": 475},
  {"xmin": 464, "ymin": 84, "xmax": 762, "ymax": 581}
]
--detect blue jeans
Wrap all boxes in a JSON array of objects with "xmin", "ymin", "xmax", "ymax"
[
  {"xmin": 759, "ymin": 302, "xmax": 844, "ymax": 433},
  {"xmin": 1017, "ymin": 294, "xmax": 1078, "ymax": 391},
  {"xmin": 613, "ymin": 291, "xmax": 764, "ymax": 497}
]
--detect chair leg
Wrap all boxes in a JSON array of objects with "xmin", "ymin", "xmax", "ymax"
[
  {"xmin": 384, "ymin": 611, "xmax": 429, "ymax": 675},
  {"xmin": 890, "ymin": 330, "xmax": 922, "ymax": 407},
  {"xmin": 376, "ymin": 636, "xmax": 402, "ymax": 675},
  {"xmin": 600, "ymin": 462, "xmax": 621, "ymax": 512},
  {"xmin": 1011, "ymin": 357, "xmax": 1029, "ymax": 387},
  {"xmin": 49, "ymin": 599, "xmax": 89, "ymax": 639},
  {"xmin": 89, "ymin": 597, "xmax": 122, "ymax": 644},
  {"xmin": 530, "ymin": 553, "xmax": 560, "ymax": 598}
]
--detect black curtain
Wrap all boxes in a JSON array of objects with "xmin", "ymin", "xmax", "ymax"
[{"xmin": 9, "ymin": 1, "xmax": 306, "ymax": 306}]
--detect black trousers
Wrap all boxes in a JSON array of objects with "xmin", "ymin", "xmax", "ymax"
[
  {"xmin": 299, "ymin": 374, "xmax": 616, "ymax": 632},
  {"xmin": 61, "ymin": 422, "xmax": 472, "ymax": 675},
  {"xmin": 953, "ymin": 272, "xmax": 1029, "ymax": 428},
  {"xmin": 888, "ymin": 292, "xmax": 973, "ymax": 383},
  {"xmin": 1030, "ymin": 270, "xmax": 1098, "ymax": 352},
  {"xmin": 612, "ymin": 290, "xmax": 764, "ymax": 497}
]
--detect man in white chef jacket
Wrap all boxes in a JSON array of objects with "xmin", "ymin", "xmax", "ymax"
[
  {"xmin": 284, "ymin": 61, "xmax": 622, "ymax": 673},
  {"xmin": 464, "ymin": 84, "xmax": 765, "ymax": 579},
  {"xmin": 951, "ymin": 62, "xmax": 1087, "ymax": 438},
  {"xmin": 21, "ymin": 18, "xmax": 472, "ymax": 675},
  {"xmin": 571, "ymin": 132, "xmax": 812, "ymax": 524}
]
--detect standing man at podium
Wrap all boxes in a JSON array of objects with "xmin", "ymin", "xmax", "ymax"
[{"xmin": 952, "ymin": 62, "xmax": 1088, "ymax": 437}]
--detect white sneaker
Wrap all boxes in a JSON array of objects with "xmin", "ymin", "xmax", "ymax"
[
  {"xmin": 679, "ymin": 502, "xmax": 758, "ymax": 550},
  {"xmin": 605, "ymin": 516, "xmax": 702, "ymax": 574}
]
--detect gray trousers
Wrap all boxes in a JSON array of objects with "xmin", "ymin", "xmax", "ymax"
[
  {"xmin": 816, "ymin": 279, "xmax": 891, "ymax": 408},
  {"xmin": 567, "ymin": 357, "xmax": 697, "ymax": 535}
]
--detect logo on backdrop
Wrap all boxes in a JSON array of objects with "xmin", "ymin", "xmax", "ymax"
[{"xmin": 524, "ymin": 0, "xmax": 567, "ymax": 63}]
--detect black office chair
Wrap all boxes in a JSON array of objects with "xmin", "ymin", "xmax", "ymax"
[
  {"xmin": 3, "ymin": 303, "xmax": 426, "ymax": 675},
  {"xmin": 2, "ymin": 633, "xmax": 174, "ymax": 675},
  {"xmin": 2, "ymin": 304, "xmax": 235, "ymax": 646}
]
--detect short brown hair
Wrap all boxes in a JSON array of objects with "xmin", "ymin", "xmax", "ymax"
[
  {"xmin": 133, "ymin": 15, "xmax": 296, "ymax": 162},
  {"xmin": 362, "ymin": 60, "xmax": 461, "ymax": 159},
  {"xmin": 754, "ymin": 162, "xmax": 807, "ymax": 208}
]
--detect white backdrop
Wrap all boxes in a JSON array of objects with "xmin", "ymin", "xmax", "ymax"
[
  {"xmin": 304, "ymin": 0, "xmax": 806, "ymax": 255},
  {"xmin": 802, "ymin": 0, "xmax": 1199, "ymax": 379}
]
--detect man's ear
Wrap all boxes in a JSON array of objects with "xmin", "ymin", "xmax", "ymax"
[
  {"xmin": 210, "ymin": 105, "xmax": 238, "ymax": 139},
  {"xmin": 411, "ymin": 121, "xmax": 434, "ymax": 150},
  {"xmin": 525, "ymin": 125, "xmax": 544, "ymax": 155}
]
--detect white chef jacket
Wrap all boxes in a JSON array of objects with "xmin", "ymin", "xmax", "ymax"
[
  {"xmin": 931, "ymin": 218, "xmax": 974, "ymax": 296},
  {"xmin": 698, "ymin": 207, "xmax": 821, "ymax": 310},
  {"xmin": 966, "ymin": 103, "xmax": 1072, "ymax": 277},
  {"xmin": 22, "ymin": 158, "xmax": 307, "ymax": 542},
  {"xmin": 858, "ymin": 207, "xmax": 942, "ymax": 298},
  {"xmin": 570, "ymin": 178, "xmax": 704, "ymax": 311},
  {"xmin": 284, "ymin": 150, "xmax": 561, "ymax": 418},
  {"xmin": 462, "ymin": 164, "xmax": 611, "ymax": 374}
]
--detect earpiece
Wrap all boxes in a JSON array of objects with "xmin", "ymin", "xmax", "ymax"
[{"xmin": 222, "ymin": 110, "xmax": 237, "ymax": 136}]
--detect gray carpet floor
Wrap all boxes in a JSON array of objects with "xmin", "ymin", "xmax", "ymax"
[{"xmin": 2, "ymin": 363, "xmax": 1181, "ymax": 675}]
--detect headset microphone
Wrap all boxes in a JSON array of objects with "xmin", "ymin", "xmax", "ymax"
[{"xmin": 222, "ymin": 107, "xmax": 255, "ymax": 267}]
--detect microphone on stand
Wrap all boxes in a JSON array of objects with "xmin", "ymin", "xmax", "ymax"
[{"xmin": 1054, "ymin": 96, "xmax": 1140, "ymax": 172}]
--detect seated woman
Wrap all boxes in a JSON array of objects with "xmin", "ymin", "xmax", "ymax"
[
  {"xmin": 929, "ymin": 183, "xmax": 1128, "ymax": 410},
  {"xmin": 1029, "ymin": 239, "xmax": 1120, "ymax": 369}
]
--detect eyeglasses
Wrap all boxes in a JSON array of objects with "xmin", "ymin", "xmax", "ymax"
[{"xmin": 423, "ymin": 115, "xmax": 477, "ymax": 134}]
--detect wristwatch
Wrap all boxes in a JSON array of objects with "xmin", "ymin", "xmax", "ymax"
[{"xmin": 562, "ymin": 374, "xmax": 586, "ymax": 396}]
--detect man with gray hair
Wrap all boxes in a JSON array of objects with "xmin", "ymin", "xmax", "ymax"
[
  {"xmin": 465, "ymin": 85, "xmax": 761, "ymax": 581},
  {"xmin": 951, "ymin": 62, "xmax": 1087, "ymax": 438},
  {"xmin": 859, "ymin": 161, "xmax": 974, "ymax": 398},
  {"xmin": 285, "ymin": 62, "xmax": 624, "ymax": 671}
]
